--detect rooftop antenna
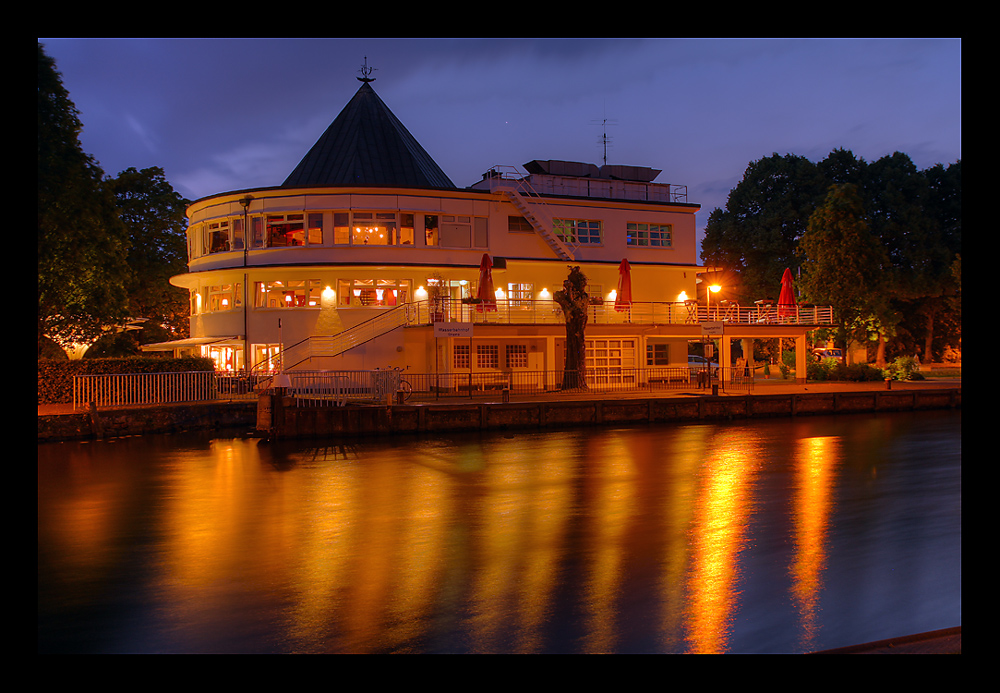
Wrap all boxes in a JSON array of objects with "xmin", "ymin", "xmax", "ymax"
[
  {"xmin": 358, "ymin": 56, "xmax": 377, "ymax": 83},
  {"xmin": 592, "ymin": 104, "xmax": 617, "ymax": 166}
]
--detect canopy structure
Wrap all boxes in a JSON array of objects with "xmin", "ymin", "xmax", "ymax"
[{"xmin": 140, "ymin": 336, "xmax": 241, "ymax": 352}]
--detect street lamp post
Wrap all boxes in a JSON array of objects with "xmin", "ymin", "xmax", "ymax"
[
  {"xmin": 707, "ymin": 284, "xmax": 721, "ymax": 319},
  {"xmin": 239, "ymin": 195, "xmax": 253, "ymax": 378}
]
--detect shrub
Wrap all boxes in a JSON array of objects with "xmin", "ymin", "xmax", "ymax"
[
  {"xmin": 38, "ymin": 356, "xmax": 216, "ymax": 404},
  {"xmin": 884, "ymin": 355, "xmax": 923, "ymax": 381},
  {"xmin": 807, "ymin": 358, "xmax": 884, "ymax": 382}
]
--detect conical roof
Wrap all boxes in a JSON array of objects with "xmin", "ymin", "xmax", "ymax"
[{"xmin": 282, "ymin": 81, "xmax": 455, "ymax": 189}]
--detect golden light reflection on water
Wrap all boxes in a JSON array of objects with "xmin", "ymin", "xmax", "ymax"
[
  {"xmin": 790, "ymin": 436, "xmax": 839, "ymax": 651},
  {"xmin": 580, "ymin": 430, "xmax": 637, "ymax": 653},
  {"xmin": 684, "ymin": 431, "xmax": 760, "ymax": 654},
  {"xmin": 40, "ymin": 413, "xmax": 958, "ymax": 653}
]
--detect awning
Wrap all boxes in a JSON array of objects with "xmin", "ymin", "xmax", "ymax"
[{"xmin": 141, "ymin": 336, "xmax": 242, "ymax": 352}]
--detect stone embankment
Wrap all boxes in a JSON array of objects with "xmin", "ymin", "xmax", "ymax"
[{"xmin": 38, "ymin": 379, "xmax": 960, "ymax": 443}]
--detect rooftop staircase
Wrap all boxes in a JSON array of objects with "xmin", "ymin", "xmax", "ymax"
[{"xmin": 487, "ymin": 165, "xmax": 576, "ymax": 261}]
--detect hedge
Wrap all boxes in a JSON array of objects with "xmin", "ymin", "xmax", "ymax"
[{"xmin": 38, "ymin": 357, "xmax": 217, "ymax": 404}]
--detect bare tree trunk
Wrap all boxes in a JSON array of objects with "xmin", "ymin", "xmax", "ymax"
[{"xmin": 554, "ymin": 266, "xmax": 590, "ymax": 390}]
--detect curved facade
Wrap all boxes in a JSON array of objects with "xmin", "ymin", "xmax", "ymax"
[{"xmin": 159, "ymin": 79, "xmax": 748, "ymax": 378}]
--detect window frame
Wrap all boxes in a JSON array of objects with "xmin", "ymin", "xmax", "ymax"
[
  {"xmin": 627, "ymin": 222, "xmax": 672, "ymax": 248},
  {"xmin": 554, "ymin": 218, "xmax": 602, "ymax": 245}
]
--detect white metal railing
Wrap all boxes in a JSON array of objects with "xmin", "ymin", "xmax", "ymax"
[
  {"xmin": 482, "ymin": 165, "xmax": 688, "ymax": 204},
  {"xmin": 406, "ymin": 299, "xmax": 833, "ymax": 327},
  {"xmin": 285, "ymin": 366, "xmax": 753, "ymax": 406},
  {"xmin": 72, "ymin": 364, "xmax": 757, "ymax": 411},
  {"xmin": 73, "ymin": 371, "xmax": 220, "ymax": 410}
]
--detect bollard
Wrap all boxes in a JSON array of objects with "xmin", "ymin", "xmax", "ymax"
[
  {"xmin": 396, "ymin": 388, "xmax": 405, "ymax": 404},
  {"xmin": 712, "ymin": 384, "xmax": 718, "ymax": 396},
  {"xmin": 885, "ymin": 378, "xmax": 892, "ymax": 390},
  {"xmin": 502, "ymin": 387, "xmax": 510, "ymax": 403}
]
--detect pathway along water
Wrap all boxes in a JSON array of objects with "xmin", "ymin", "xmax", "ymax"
[{"xmin": 38, "ymin": 408, "xmax": 960, "ymax": 653}]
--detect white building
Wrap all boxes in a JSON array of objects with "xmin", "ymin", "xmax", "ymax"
[{"xmin": 151, "ymin": 76, "xmax": 825, "ymax": 384}]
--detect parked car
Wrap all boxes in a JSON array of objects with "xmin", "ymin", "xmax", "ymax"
[
  {"xmin": 812, "ymin": 348, "xmax": 843, "ymax": 362},
  {"xmin": 688, "ymin": 355, "xmax": 720, "ymax": 376}
]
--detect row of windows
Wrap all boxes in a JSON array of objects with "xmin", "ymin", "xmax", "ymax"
[
  {"xmin": 191, "ymin": 278, "xmax": 619, "ymax": 315},
  {"xmin": 553, "ymin": 220, "xmax": 673, "ymax": 247},
  {"xmin": 449, "ymin": 340, "xmax": 670, "ymax": 370},
  {"xmin": 190, "ymin": 211, "xmax": 673, "ymax": 258},
  {"xmin": 453, "ymin": 343, "xmax": 529, "ymax": 370},
  {"xmin": 189, "ymin": 211, "xmax": 491, "ymax": 258}
]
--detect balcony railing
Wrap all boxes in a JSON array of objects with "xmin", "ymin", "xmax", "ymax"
[{"xmin": 408, "ymin": 299, "xmax": 833, "ymax": 327}]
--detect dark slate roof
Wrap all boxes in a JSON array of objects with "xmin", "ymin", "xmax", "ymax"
[{"xmin": 282, "ymin": 82, "xmax": 456, "ymax": 189}]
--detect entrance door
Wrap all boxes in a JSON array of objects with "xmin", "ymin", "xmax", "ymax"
[{"xmin": 586, "ymin": 338, "xmax": 637, "ymax": 387}]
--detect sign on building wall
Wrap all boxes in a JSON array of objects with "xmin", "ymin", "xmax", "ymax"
[{"xmin": 434, "ymin": 323, "xmax": 474, "ymax": 338}]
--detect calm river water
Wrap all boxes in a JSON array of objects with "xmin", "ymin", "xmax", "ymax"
[{"xmin": 38, "ymin": 409, "xmax": 961, "ymax": 654}]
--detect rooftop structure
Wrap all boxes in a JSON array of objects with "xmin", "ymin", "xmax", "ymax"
[{"xmin": 152, "ymin": 70, "xmax": 829, "ymax": 386}]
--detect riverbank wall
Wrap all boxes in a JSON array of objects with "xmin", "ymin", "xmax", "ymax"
[
  {"xmin": 37, "ymin": 401, "xmax": 258, "ymax": 442},
  {"xmin": 258, "ymin": 387, "xmax": 961, "ymax": 441},
  {"xmin": 38, "ymin": 387, "xmax": 960, "ymax": 443}
]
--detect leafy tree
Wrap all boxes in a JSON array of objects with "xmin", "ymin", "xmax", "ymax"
[
  {"xmin": 554, "ymin": 266, "xmax": 589, "ymax": 390},
  {"xmin": 704, "ymin": 148, "xmax": 961, "ymax": 363},
  {"xmin": 701, "ymin": 153, "xmax": 827, "ymax": 303},
  {"xmin": 38, "ymin": 43, "xmax": 130, "ymax": 353},
  {"xmin": 108, "ymin": 167, "xmax": 190, "ymax": 340},
  {"xmin": 798, "ymin": 184, "xmax": 889, "ymax": 363}
]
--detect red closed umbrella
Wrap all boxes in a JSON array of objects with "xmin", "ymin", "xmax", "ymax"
[
  {"xmin": 615, "ymin": 259, "xmax": 632, "ymax": 312},
  {"xmin": 477, "ymin": 253, "xmax": 497, "ymax": 312},
  {"xmin": 778, "ymin": 268, "xmax": 796, "ymax": 318}
]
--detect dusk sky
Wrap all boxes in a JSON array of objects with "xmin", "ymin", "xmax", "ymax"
[{"xmin": 39, "ymin": 38, "xmax": 961, "ymax": 255}]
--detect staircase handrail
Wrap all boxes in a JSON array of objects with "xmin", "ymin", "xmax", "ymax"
[
  {"xmin": 280, "ymin": 302, "xmax": 423, "ymax": 370},
  {"xmin": 486, "ymin": 165, "xmax": 576, "ymax": 260}
]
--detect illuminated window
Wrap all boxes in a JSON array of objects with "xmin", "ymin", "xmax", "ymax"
[
  {"xmin": 425, "ymin": 215, "xmax": 439, "ymax": 246},
  {"xmin": 253, "ymin": 344, "xmax": 282, "ymax": 373},
  {"xmin": 506, "ymin": 344, "xmax": 528, "ymax": 368},
  {"xmin": 400, "ymin": 213, "xmax": 415, "ymax": 245},
  {"xmin": 206, "ymin": 284, "xmax": 241, "ymax": 312},
  {"xmin": 254, "ymin": 279, "xmax": 323, "ymax": 308},
  {"xmin": 506, "ymin": 283, "xmax": 533, "ymax": 308},
  {"xmin": 477, "ymin": 344, "xmax": 499, "ymax": 369},
  {"xmin": 454, "ymin": 344, "xmax": 470, "ymax": 369},
  {"xmin": 587, "ymin": 338, "xmax": 636, "ymax": 368},
  {"xmin": 351, "ymin": 211, "xmax": 397, "ymax": 245},
  {"xmin": 206, "ymin": 220, "xmax": 230, "ymax": 253},
  {"xmin": 333, "ymin": 212, "xmax": 350, "ymax": 245},
  {"xmin": 336, "ymin": 279, "xmax": 411, "ymax": 307},
  {"xmin": 308, "ymin": 213, "xmax": 323, "ymax": 244},
  {"xmin": 251, "ymin": 216, "xmax": 265, "ymax": 248},
  {"xmin": 554, "ymin": 218, "xmax": 602, "ymax": 244},
  {"xmin": 188, "ymin": 224, "xmax": 201, "ymax": 259},
  {"xmin": 232, "ymin": 218, "xmax": 245, "ymax": 251},
  {"xmin": 627, "ymin": 222, "xmax": 672, "ymax": 247},
  {"xmin": 266, "ymin": 214, "xmax": 305, "ymax": 246}
]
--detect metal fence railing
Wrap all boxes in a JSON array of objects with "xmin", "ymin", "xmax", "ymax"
[
  {"xmin": 287, "ymin": 366, "xmax": 753, "ymax": 406},
  {"xmin": 73, "ymin": 366, "xmax": 753, "ymax": 410}
]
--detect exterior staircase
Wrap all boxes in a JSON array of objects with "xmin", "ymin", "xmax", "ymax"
[
  {"xmin": 280, "ymin": 303, "xmax": 419, "ymax": 370},
  {"xmin": 488, "ymin": 165, "xmax": 576, "ymax": 261}
]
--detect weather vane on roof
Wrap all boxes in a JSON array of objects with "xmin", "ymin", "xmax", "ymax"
[{"xmin": 358, "ymin": 56, "xmax": 376, "ymax": 83}]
